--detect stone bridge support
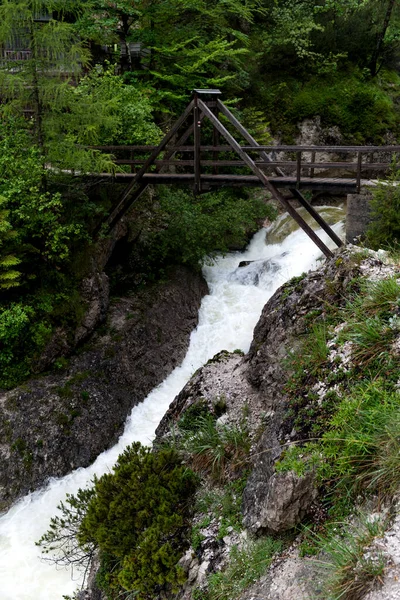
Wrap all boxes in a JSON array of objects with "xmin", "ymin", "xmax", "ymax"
[{"xmin": 346, "ymin": 188, "xmax": 373, "ymax": 244}]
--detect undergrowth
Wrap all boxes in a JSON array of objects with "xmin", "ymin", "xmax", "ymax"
[
  {"xmin": 279, "ymin": 274, "xmax": 400, "ymax": 507},
  {"xmin": 194, "ymin": 537, "xmax": 283, "ymax": 600},
  {"xmin": 276, "ymin": 266, "xmax": 400, "ymax": 598},
  {"xmin": 170, "ymin": 402, "xmax": 251, "ymax": 483},
  {"xmin": 312, "ymin": 514, "xmax": 387, "ymax": 600}
]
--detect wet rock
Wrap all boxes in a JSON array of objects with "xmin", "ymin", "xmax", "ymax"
[
  {"xmin": 228, "ymin": 258, "xmax": 281, "ymax": 286},
  {"xmin": 74, "ymin": 272, "xmax": 110, "ymax": 345},
  {"xmin": 0, "ymin": 266, "xmax": 208, "ymax": 511}
]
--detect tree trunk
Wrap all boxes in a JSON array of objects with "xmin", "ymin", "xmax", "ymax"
[
  {"xmin": 29, "ymin": 21, "xmax": 44, "ymax": 154},
  {"xmin": 370, "ymin": 0, "xmax": 396, "ymax": 76}
]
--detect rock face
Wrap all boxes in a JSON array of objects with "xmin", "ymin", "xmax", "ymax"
[
  {"xmin": 157, "ymin": 249, "xmax": 363, "ymax": 544},
  {"xmin": 0, "ymin": 266, "xmax": 208, "ymax": 511},
  {"xmin": 254, "ymin": 470, "xmax": 318, "ymax": 533}
]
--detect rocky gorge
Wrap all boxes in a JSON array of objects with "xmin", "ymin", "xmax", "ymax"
[
  {"xmin": 73, "ymin": 240, "xmax": 400, "ymax": 600},
  {"xmin": 155, "ymin": 247, "xmax": 400, "ymax": 600},
  {"xmin": 0, "ymin": 265, "xmax": 207, "ymax": 511},
  {"xmin": 3, "ymin": 201, "xmax": 400, "ymax": 600}
]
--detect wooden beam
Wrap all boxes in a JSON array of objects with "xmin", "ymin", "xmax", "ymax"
[
  {"xmin": 199, "ymin": 99, "xmax": 334, "ymax": 259},
  {"xmin": 102, "ymin": 100, "xmax": 195, "ymax": 232},
  {"xmin": 193, "ymin": 95, "xmax": 201, "ymax": 193},
  {"xmin": 216, "ymin": 99, "xmax": 343, "ymax": 251},
  {"xmin": 296, "ymin": 152, "xmax": 301, "ymax": 188}
]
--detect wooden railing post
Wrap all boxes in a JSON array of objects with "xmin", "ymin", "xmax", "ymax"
[
  {"xmin": 296, "ymin": 151, "xmax": 301, "ymax": 188},
  {"xmin": 213, "ymin": 104, "xmax": 219, "ymax": 174},
  {"xmin": 310, "ymin": 151, "xmax": 315, "ymax": 178},
  {"xmin": 193, "ymin": 92, "xmax": 201, "ymax": 194},
  {"xmin": 356, "ymin": 151, "xmax": 362, "ymax": 193}
]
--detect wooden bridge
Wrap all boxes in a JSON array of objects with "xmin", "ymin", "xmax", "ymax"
[{"xmin": 91, "ymin": 90, "xmax": 400, "ymax": 259}]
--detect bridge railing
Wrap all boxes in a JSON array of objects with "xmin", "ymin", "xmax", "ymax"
[{"xmin": 90, "ymin": 144, "xmax": 400, "ymax": 192}]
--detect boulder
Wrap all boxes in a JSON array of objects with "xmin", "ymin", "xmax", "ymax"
[{"xmin": 253, "ymin": 470, "xmax": 318, "ymax": 533}]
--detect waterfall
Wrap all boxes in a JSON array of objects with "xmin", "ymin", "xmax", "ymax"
[{"xmin": 0, "ymin": 210, "xmax": 345, "ymax": 600}]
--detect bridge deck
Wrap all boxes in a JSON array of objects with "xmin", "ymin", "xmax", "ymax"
[{"xmin": 96, "ymin": 172, "xmax": 371, "ymax": 193}]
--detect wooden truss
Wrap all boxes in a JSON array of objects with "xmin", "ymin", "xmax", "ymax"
[{"xmin": 103, "ymin": 90, "xmax": 344, "ymax": 258}]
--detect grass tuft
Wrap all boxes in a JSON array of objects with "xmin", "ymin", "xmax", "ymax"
[{"xmin": 313, "ymin": 514, "xmax": 387, "ymax": 600}]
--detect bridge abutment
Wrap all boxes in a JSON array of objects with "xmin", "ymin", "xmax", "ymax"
[{"xmin": 346, "ymin": 188, "xmax": 373, "ymax": 244}]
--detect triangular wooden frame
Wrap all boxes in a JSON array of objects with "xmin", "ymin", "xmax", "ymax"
[{"xmin": 102, "ymin": 92, "xmax": 343, "ymax": 259}]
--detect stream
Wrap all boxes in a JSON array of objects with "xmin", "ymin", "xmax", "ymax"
[{"xmin": 0, "ymin": 206, "xmax": 345, "ymax": 600}]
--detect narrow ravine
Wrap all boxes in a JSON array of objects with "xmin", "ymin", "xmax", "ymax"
[{"xmin": 0, "ymin": 207, "xmax": 345, "ymax": 600}]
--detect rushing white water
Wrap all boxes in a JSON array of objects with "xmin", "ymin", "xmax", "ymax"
[{"xmin": 0, "ymin": 212, "xmax": 344, "ymax": 600}]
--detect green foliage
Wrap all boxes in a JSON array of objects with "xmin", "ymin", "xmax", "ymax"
[
  {"xmin": 0, "ymin": 120, "xmax": 92, "ymax": 266},
  {"xmin": 146, "ymin": 187, "xmax": 272, "ymax": 271},
  {"xmin": 77, "ymin": 443, "xmax": 198, "ymax": 599},
  {"xmin": 313, "ymin": 515, "xmax": 387, "ymax": 600},
  {"xmin": 366, "ymin": 172, "xmax": 400, "ymax": 250},
  {"xmin": 317, "ymin": 380, "xmax": 400, "ymax": 499},
  {"xmin": 279, "ymin": 272, "xmax": 400, "ymax": 515},
  {"xmin": 195, "ymin": 475, "xmax": 249, "ymax": 541},
  {"xmin": 286, "ymin": 74, "xmax": 395, "ymax": 142},
  {"xmin": 0, "ymin": 120, "xmax": 105, "ymax": 388},
  {"xmin": 178, "ymin": 412, "xmax": 251, "ymax": 482},
  {"xmin": 196, "ymin": 537, "xmax": 283, "ymax": 600},
  {"xmin": 339, "ymin": 276, "xmax": 400, "ymax": 368},
  {"xmin": 50, "ymin": 65, "xmax": 161, "ymax": 149},
  {"xmin": 0, "ymin": 195, "xmax": 21, "ymax": 289},
  {"xmin": 36, "ymin": 487, "xmax": 97, "ymax": 573}
]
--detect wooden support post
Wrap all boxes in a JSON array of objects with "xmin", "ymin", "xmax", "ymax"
[
  {"xmin": 213, "ymin": 104, "xmax": 220, "ymax": 175},
  {"xmin": 130, "ymin": 150, "xmax": 135, "ymax": 173},
  {"xmin": 296, "ymin": 151, "xmax": 301, "ymax": 188},
  {"xmin": 216, "ymin": 99, "xmax": 343, "ymax": 250},
  {"xmin": 100, "ymin": 99, "xmax": 195, "ymax": 232},
  {"xmin": 310, "ymin": 151, "xmax": 316, "ymax": 178},
  {"xmin": 356, "ymin": 151, "xmax": 362, "ymax": 193},
  {"xmin": 199, "ymin": 99, "xmax": 334, "ymax": 259},
  {"xmin": 193, "ymin": 94, "xmax": 201, "ymax": 194}
]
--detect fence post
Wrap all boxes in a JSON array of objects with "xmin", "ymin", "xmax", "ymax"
[
  {"xmin": 296, "ymin": 151, "xmax": 301, "ymax": 188},
  {"xmin": 356, "ymin": 151, "xmax": 362, "ymax": 193},
  {"xmin": 193, "ymin": 92, "xmax": 201, "ymax": 193},
  {"xmin": 310, "ymin": 151, "xmax": 315, "ymax": 178}
]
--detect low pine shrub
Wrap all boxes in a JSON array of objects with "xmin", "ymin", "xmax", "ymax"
[{"xmin": 38, "ymin": 443, "xmax": 198, "ymax": 600}]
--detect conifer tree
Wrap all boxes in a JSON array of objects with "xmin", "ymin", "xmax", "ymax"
[
  {"xmin": 0, "ymin": 195, "xmax": 21, "ymax": 289},
  {"xmin": 0, "ymin": 1, "xmax": 119, "ymax": 171}
]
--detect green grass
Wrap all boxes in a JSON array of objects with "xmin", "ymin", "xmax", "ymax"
[
  {"xmin": 279, "ymin": 269, "xmax": 400, "ymax": 516},
  {"xmin": 194, "ymin": 474, "xmax": 249, "ymax": 542},
  {"xmin": 179, "ymin": 412, "xmax": 251, "ymax": 482},
  {"xmin": 313, "ymin": 515, "xmax": 387, "ymax": 600},
  {"xmin": 195, "ymin": 537, "xmax": 283, "ymax": 600}
]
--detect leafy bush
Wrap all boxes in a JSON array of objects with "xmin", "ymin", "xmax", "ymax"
[
  {"xmin": 0, "ymin": 120, "xmax": 105, "ymax": 388},
  {"xmin": 61, "ymin": 66, "xmax": 162, "ymax": 147},
  {"xmin": 366, "ymin": 174, "xmax": 400, "ymax": 250},
  {"xmin": 146, "ymin": 187, "xmax": 274, "ymax": 270},
  {"xmin": 290, "ymin": 77, "xmax": 396, "ymax": 142},
  {"xmin": 252, "ymin": 71, "xmax": 398, "ymax": 143},
  {"xmin": 0, "ymin": 195, "xmax": 21, "ymax": 289}
]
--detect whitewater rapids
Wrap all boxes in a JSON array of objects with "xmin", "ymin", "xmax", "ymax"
[{"xmin": 0, "ymin": 209, "xmax": 344, "ymax": 600}]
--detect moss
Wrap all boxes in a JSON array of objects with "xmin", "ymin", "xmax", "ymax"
[{"xmin": 11, "ymin": 437, "xmax": 26, "ymax": 455}]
